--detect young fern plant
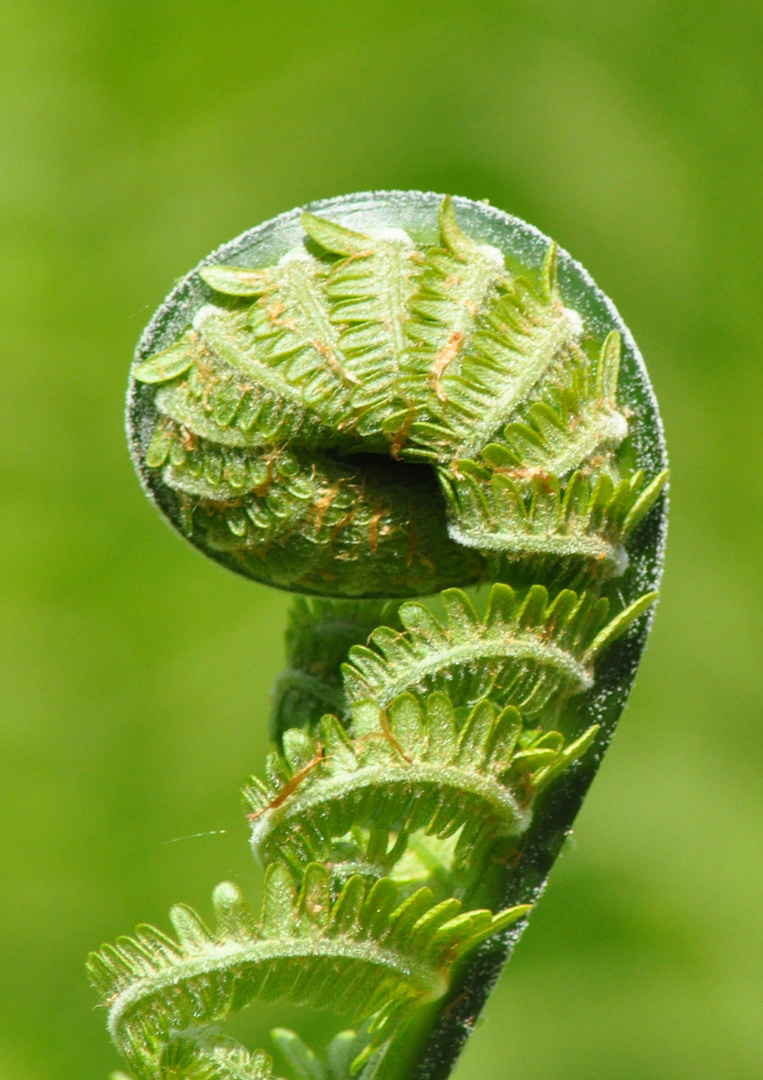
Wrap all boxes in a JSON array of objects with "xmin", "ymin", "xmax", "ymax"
[{"xmin": 92, "ymin": 192, "xmax": 668, "ymax": 1080}]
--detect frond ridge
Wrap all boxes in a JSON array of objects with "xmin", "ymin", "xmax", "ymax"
[
  {"xmin": 441, "ymin": 462, "xmax": 669, "ymax": 581},
  {"xmin": 396, "ymin": 197, "xmax": 509, "ymax": 419},
  {"xmin": 475, "ymin": 330, "xmax": 629, "ymax": 479},
  {"xmin": 88, "ymin": 868, "xmax": 530, "ymax": 1074},
  {"xmin": 401, "ymin": 239, "xmax": 589, "ymax": 463},
  {"xmin": 247, "ymin": 693, "xmax": 599, "ymax": 884},
  {"xmin": 301, "ymin": 212, "xmax": 423, "ymax": 441},
  {"xmin": 340, "ymin": 583, "xmax": 644, "ymax": 718},
  {"xmin": 146, "ymin": 439, "xmax": 483, "ymax": 598}
]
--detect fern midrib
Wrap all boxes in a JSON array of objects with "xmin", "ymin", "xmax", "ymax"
[
  {"xmin": 522, "ymin": 406, "xmax": 628, "ymax": 479},
  {"xmin": 287, "ymin": 261, "xmax": 354, "ymax": 387},
  {"xmin": 154, "ymin": 388, "xmax": 259, "ymax": 448},
  {"xmin": 197, "ymin": 311, "xmax": 313, "ymax": 407},
  {"xmin": 386, "ymin": 246, "xmax": 415, "ymax": 364},
  {"xmin": 439, "ymin": 255, "xmax": 503, "ymax": 363},
  {"xmin": 403, "ymin": 250, "xmax": 504, "ymax": 407},
  {"xmin": 447, "ymin": 520, "xmax": 621, "ymax": 563},
  {"xmin": 359, "ymin": 242, "xmax": 417, "ymax": 374},
  {"xmin": 251, "ymin": 762, "xmax": 532, "ymax": 850},
  {"xmin": 352, "ymin": 634, "xmax": 593, "ymax": 706},
  {"xmin": 108, "ymin": 937, "xmax": 446, "ymax": 1047},
  {"xmin": 452, "ymin": 319, "xmax": 575, "ymax": 459}
]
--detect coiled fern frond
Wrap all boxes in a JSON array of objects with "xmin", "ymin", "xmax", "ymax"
[{"xmin": 94, "ymin": 192, "xmax": 668, "ymax": 1080}]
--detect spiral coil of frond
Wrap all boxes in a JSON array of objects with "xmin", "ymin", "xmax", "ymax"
[{"xmin": 93, "ymin": 193, "xmax": 668, "ymax": 1080}]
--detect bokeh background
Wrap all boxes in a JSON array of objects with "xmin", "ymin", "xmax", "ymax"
[{"xmin": 1, "ymin": 2, "xmax": 762, "ymax": 1078}]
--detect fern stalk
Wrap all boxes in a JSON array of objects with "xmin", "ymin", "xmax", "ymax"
[{"xmin": 93, "ymin": 191, "xmax": 668, "ymax": 1080}]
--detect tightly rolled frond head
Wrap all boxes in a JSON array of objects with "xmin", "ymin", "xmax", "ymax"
[{"xmin": 128, "ymin": 193, "xmax": 665, "ymax": 598}]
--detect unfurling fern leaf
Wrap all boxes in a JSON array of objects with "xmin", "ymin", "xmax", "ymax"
[
  {"xmin": 441, "ymin": 460, "xmax": 669, "ymax": 586},
  {"xmin": 89, "ymin": 866, "xmax": 530, "ymax": 1078},
  {"xmin": 247, "ymin": 694, "xmax": 599, "ymax": 891},
  {"xmin": 341, "ymin": 582, "xmax": 656, "ymax": 717},
  {"xmin": 101, "ymin": 191, "xmax": 667, "ymax": 1080}
]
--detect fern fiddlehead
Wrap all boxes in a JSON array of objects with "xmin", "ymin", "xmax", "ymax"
[{"xmin": 93, "ymin": 192, "xmax": 668, "ymax": 1080}]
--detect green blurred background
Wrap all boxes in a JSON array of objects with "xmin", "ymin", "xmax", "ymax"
[{"xmin": 1, "ymin": 1, "xmax": 761, "ymax": 1078}]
